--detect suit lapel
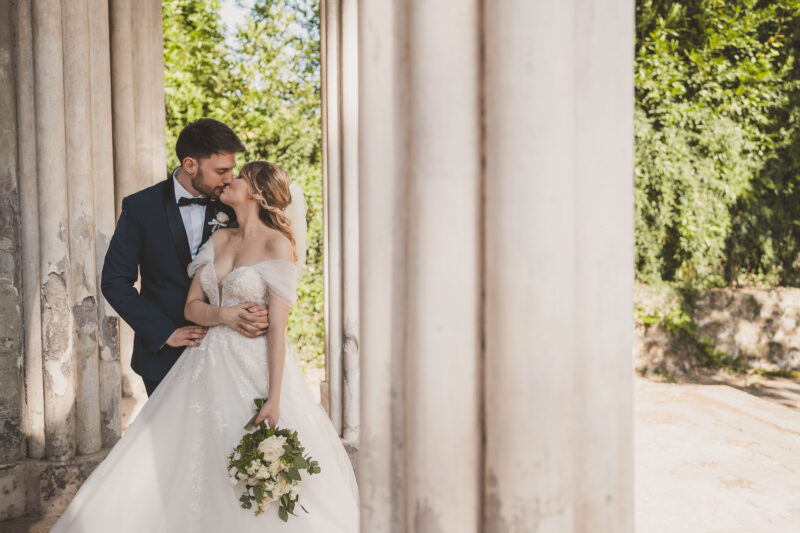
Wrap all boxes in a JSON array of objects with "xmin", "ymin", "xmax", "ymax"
[{"xmin": 163, "ymin": 174, "xmax": 192, "ymax": 271}]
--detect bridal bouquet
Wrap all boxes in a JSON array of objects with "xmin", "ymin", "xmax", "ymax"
[{"xmin": 227, "ymin": 398, "xmax": 321, "ymax": 521}]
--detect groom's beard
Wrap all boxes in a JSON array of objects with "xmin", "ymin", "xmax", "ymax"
[{"xmin": 191, "ymin": 169, "xmax": 225, "ymax": 199}]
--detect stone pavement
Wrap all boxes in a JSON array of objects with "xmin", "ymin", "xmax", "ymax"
[
  {"xmin": 8, "ymin": 373, "xmax": 800, "ymax": 531},
  {"xmin": 635, "ymin": 374, "xmax": 800, "ymax": 532}
]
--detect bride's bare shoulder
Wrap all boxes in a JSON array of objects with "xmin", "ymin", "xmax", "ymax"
[
  {"xmin": 264, "ymin": 230, "xmax": 293, "ymax": 262},
  {"xmin": 210, "ymin": 228, "xmax": 235, "ymax": 245}
]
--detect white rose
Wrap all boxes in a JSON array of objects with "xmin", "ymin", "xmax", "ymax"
[
  {"xmin": 268, "ymin": 460, "xmax": 283, "ymax": 477},
  {"xmin": 256, "ymin": 466, "xmax": 271, "ymax": 480},
  {"xmin": 215, "ymin": 211, "xmax": 230, "ymax": 224},
  {"xmin": 258, "ymin": 436, "xmax": 287, "ymax": 463},
  {"xmin": 275, "ymin": 477, "xmax": 293, "ymax": 496}
]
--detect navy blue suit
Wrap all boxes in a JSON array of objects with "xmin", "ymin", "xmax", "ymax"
[{"xmin": 101, "ymin": 173, "xmax": 235, "ymax": 383}]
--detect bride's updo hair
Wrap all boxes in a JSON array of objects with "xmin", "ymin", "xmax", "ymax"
[{"xmin": 239, "ymin": 161, "xmax": 297, "ymax": 262}]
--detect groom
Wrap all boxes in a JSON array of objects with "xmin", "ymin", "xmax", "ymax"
[{"xmin": 102, "ymin": 118, "xmax": 269, "ymax": 397}]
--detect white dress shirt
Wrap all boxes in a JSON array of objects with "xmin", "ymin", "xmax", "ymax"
[{"xmin": 173, "ymin": 169, "xmax": 207, "ymax": 259}]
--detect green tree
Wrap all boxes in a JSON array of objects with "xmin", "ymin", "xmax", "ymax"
[{"xmin": 635, "ymin": 0, "xmax": 800, "ymax": 286}]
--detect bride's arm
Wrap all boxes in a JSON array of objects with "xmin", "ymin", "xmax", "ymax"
[
  {"xmin": 183, "ymin": 272, "xmax": 244, "ymax": 328},
  {"xmin": 254, "ymin": 295, "xmax": 290, "ymax": 427}
]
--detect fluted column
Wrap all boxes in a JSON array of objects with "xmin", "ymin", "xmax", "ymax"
[
  {"xmin": 151, "ymin": 0, "xmax": 167, "ymax": 179},
  {"xmin": 14, "ymin": 0, "xmax": 46, "ymax": 460},
  {"xmin": 358, "ymin": 0, "xmax": 482, "ymax": 530},
  {"xmin": 482, "ymin": 0, "xmax": 634, "ymax": 531},
  {"xmin": 110, "ymin": 0, "xmax": 144, "ymax": 399},
  {"xmin": 340, "ymin": 0, "xmax": 360, "ymax": 445},
  {"xmin": 63, "ymin": 0, "xmax": 102, "ymax": 456},
  {"xmin": 110, "ymin": 0, "xmax": 137, "ymax": 206},
  {"xmin": 404, "ymin": 0, "xmax": 482, "ymax": 530},
  {"xmin": 572, "ymin": 0, "xmax": 634, "ymax": 528},
  {"xmin": 32, "ymin": 0, "xmax": 76, "ymax": 461},
  {"xmin": 132, "ymin": 0, "xmax": 154, "ymax": 189},
  {"xmin": 0, "ymin": 0, "xmax": 25, "ymax": 467},
  {"xmin": 89, "ymin": 0, "xmax": 122, "ymax": 447},
  {"xmin": 358, "ymin": 0, "xmax": 406, "ymax": 529},
  {"xmin": 322, "ymin": 0, "xmax": 344, "ymax": 432},
  {"xmin": 357, "ymin": 0, "xmax": 635, "ymax": 531}
]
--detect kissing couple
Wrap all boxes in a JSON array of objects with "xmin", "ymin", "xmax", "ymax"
[{"xmin": 51, "ymin": 119, "xmax": 358, "ymax": 532}]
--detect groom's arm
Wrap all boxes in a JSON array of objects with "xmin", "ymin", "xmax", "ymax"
[{"xmin": 101, "ymin": 196, "xmax": 177, "ymax": 353}]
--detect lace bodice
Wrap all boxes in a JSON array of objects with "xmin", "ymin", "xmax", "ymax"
[{"xmin": 187, "ymin": 239, "xmax": 298, "ymax": 308}]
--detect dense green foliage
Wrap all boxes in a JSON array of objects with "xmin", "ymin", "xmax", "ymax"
[
  {"xmin": 635, "ymin": 0, "xmax": 800, "ymax": 287},
  {"xmin": 163, "ymin": 0, "xmax": 324, "ymax": 367}
]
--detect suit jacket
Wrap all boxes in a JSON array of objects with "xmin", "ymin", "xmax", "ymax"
[{"xmin": 101, "ymin": 172, "xmax": 236, "ymax": 381}]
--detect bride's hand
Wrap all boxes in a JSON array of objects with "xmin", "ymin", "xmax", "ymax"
[
  {"xmin": 218, "ymin": 303, "xmax": 253, "ymax": 331},
  {"xmin": 253, "ymin": 397, "xmax": 279, "ymax": 428}
]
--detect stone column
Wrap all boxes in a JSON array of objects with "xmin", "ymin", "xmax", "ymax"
[
  {"xmin": 357, "ymin": 0, "xmax": 406, "ymax": 529},
  {"xmin": 109, "ymin": 0, "xmax": 137, "ymax": 206},
  {"xmin": 340, "ymin": 0, "xmax": 360, "ymax": 446},
  {"xmin": 572, "ymin": 0, "xmax": 634, "ymax": 527},
  {"xmin": 63, "ymin": 0, "xmax": 102, "ymax": 456},
  {"xmin": 89, "ymin": 0, "xmax": 122, "ymax": 447},
  {"xmin": 482, "ymin": 0, "xmax": 634, "ymax": 531},
  {"xmin": 322, "ymin": 0, "xmax": 360, "ymax": 448},
  {"xmin": 357, "ymin": 0, "xmax": 635, "ymax": 531},
  {"xmin": 110, "ymin": 0, "xmax": 145, "ymax": 398},
  {"xmin": 0, "ymin": 0, "xmax": 25, "ymax": 468},
  {"xmin": 132, "ymin": 0, "xmax": 154, "ymax": 189},
  {"xmin": 14, "ymin": 0, "xmax": 46, "ymax": 460},
  {"xmin": 321, "ymin": 0, "xmax": 344, "ymax": 432},
  {"xmin": 150, "ymin": 0, "xmax": 167, "ymax": 179},
  {"xmin": 33, "ymin": 0, "xmax": 76, "ymax": 461},
  {"xmin": 401, "ymin": 0, "xmax": 483, "ymax": 529}
]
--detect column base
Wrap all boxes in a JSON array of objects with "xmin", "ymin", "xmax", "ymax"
[{"xmin": 0, "ymin": 448, "xmax": 109, "ymax": 524}]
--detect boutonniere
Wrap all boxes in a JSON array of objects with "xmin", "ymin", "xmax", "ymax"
[{"xmin": 209, "ymin": 209, "xmax": 230, "ymax": 233}]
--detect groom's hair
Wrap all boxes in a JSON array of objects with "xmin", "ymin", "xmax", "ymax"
[{"xmin": 175, "ymin": 118, "xmax": 246, "ymax": 164}]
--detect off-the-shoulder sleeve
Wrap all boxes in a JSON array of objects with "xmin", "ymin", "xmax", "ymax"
[
  {"xmin": 187, "ymin": 239, "xmax": 214, "ymax": 278},
  {"xmin": 253, "ymin": 261, "xmax": 298, "ymax": 306}
]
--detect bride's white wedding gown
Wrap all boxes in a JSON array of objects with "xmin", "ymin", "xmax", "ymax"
[{"xmin": 52, "ymin": 240, "xmax": 359, "ymax": 532}]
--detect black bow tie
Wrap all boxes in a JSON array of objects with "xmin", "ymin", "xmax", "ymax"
[{"xmin": 177, "ymin": 196, "xmax": 211, "ymax": 207}]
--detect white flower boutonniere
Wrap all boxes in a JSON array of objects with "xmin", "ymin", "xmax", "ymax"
[{"xmin": 209, "ymin": 210, "xmax": 230, "ymax": 233}]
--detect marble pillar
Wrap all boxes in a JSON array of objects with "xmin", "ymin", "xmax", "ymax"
[
  {"xmin": 357, "ymin": 0, "xmax": 635, "ymax": 531},
  {"xmin": 14, "ymin": 0, "xmax": 45, "ymax": 461},
  {"xmin": 89, "ymin": 0, "xmax": 122, "ymax": 447},
  {"xmin": 63, "ymin": 0, "xmax": 103, "ymax": 456},
  {"xmin": 340, "ymin": 0, "xmax": 360, "ymax": 446},
  {"xmin": 322, "ymin": 0, "xmax": 361, "ymax": 453},
  {"xmin": 33, "ymin": 0, "xmax": 76, "ymax": 461},
  {"xmin": 1, "ymin": 0, "xmax": 165, "ymax": 521},
  {"xmin": 357, "ymin": 0, "xmax": 405, "ymax": 529},
  {"xmin": 0, "ymin": 0, "xmax": 25, "ymax": 468},
  {"xmin": 322, "ymin": 0, "xmax": 344, "ymax": 432},
  {"xmin": 151, "ymin": 0, "xmax": 167, "ymax": 179},
  {"xmin": 132, "ymin": 0, "xmax": 154, "ymax": 190},
  {"xmin": 110, "ymin": 0, "xmax": 146, "ymax": 399}
]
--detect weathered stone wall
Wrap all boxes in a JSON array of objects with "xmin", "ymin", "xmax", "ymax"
[
  {"xmin": 0, "ymin": 0, "xmax": 25, "ymax": 470},
  {"xmin": 0, "ymin": 0, "xmax": 166, "ymax": 523},
  {"xmin": 636, "ymin": 284, "xmax": 800, "ymax": 376}
]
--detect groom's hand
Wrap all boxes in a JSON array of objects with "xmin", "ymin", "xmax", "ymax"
[
  {"xmin": 237, "ymin": 303, "xmax": 269, "ymax": 338},
  {"xmin": 166, "ymin": 325, "xmax": 208, "ymax": 348}
]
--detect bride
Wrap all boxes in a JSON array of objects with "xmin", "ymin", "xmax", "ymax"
[{"xmin": 52, "ymin": 161, "xmax": 359, "ymax": 532}]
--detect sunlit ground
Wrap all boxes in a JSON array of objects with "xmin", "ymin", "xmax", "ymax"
[{"xmin": 635, "ymin": 372, "xmax": 800, "ymax": 532}]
